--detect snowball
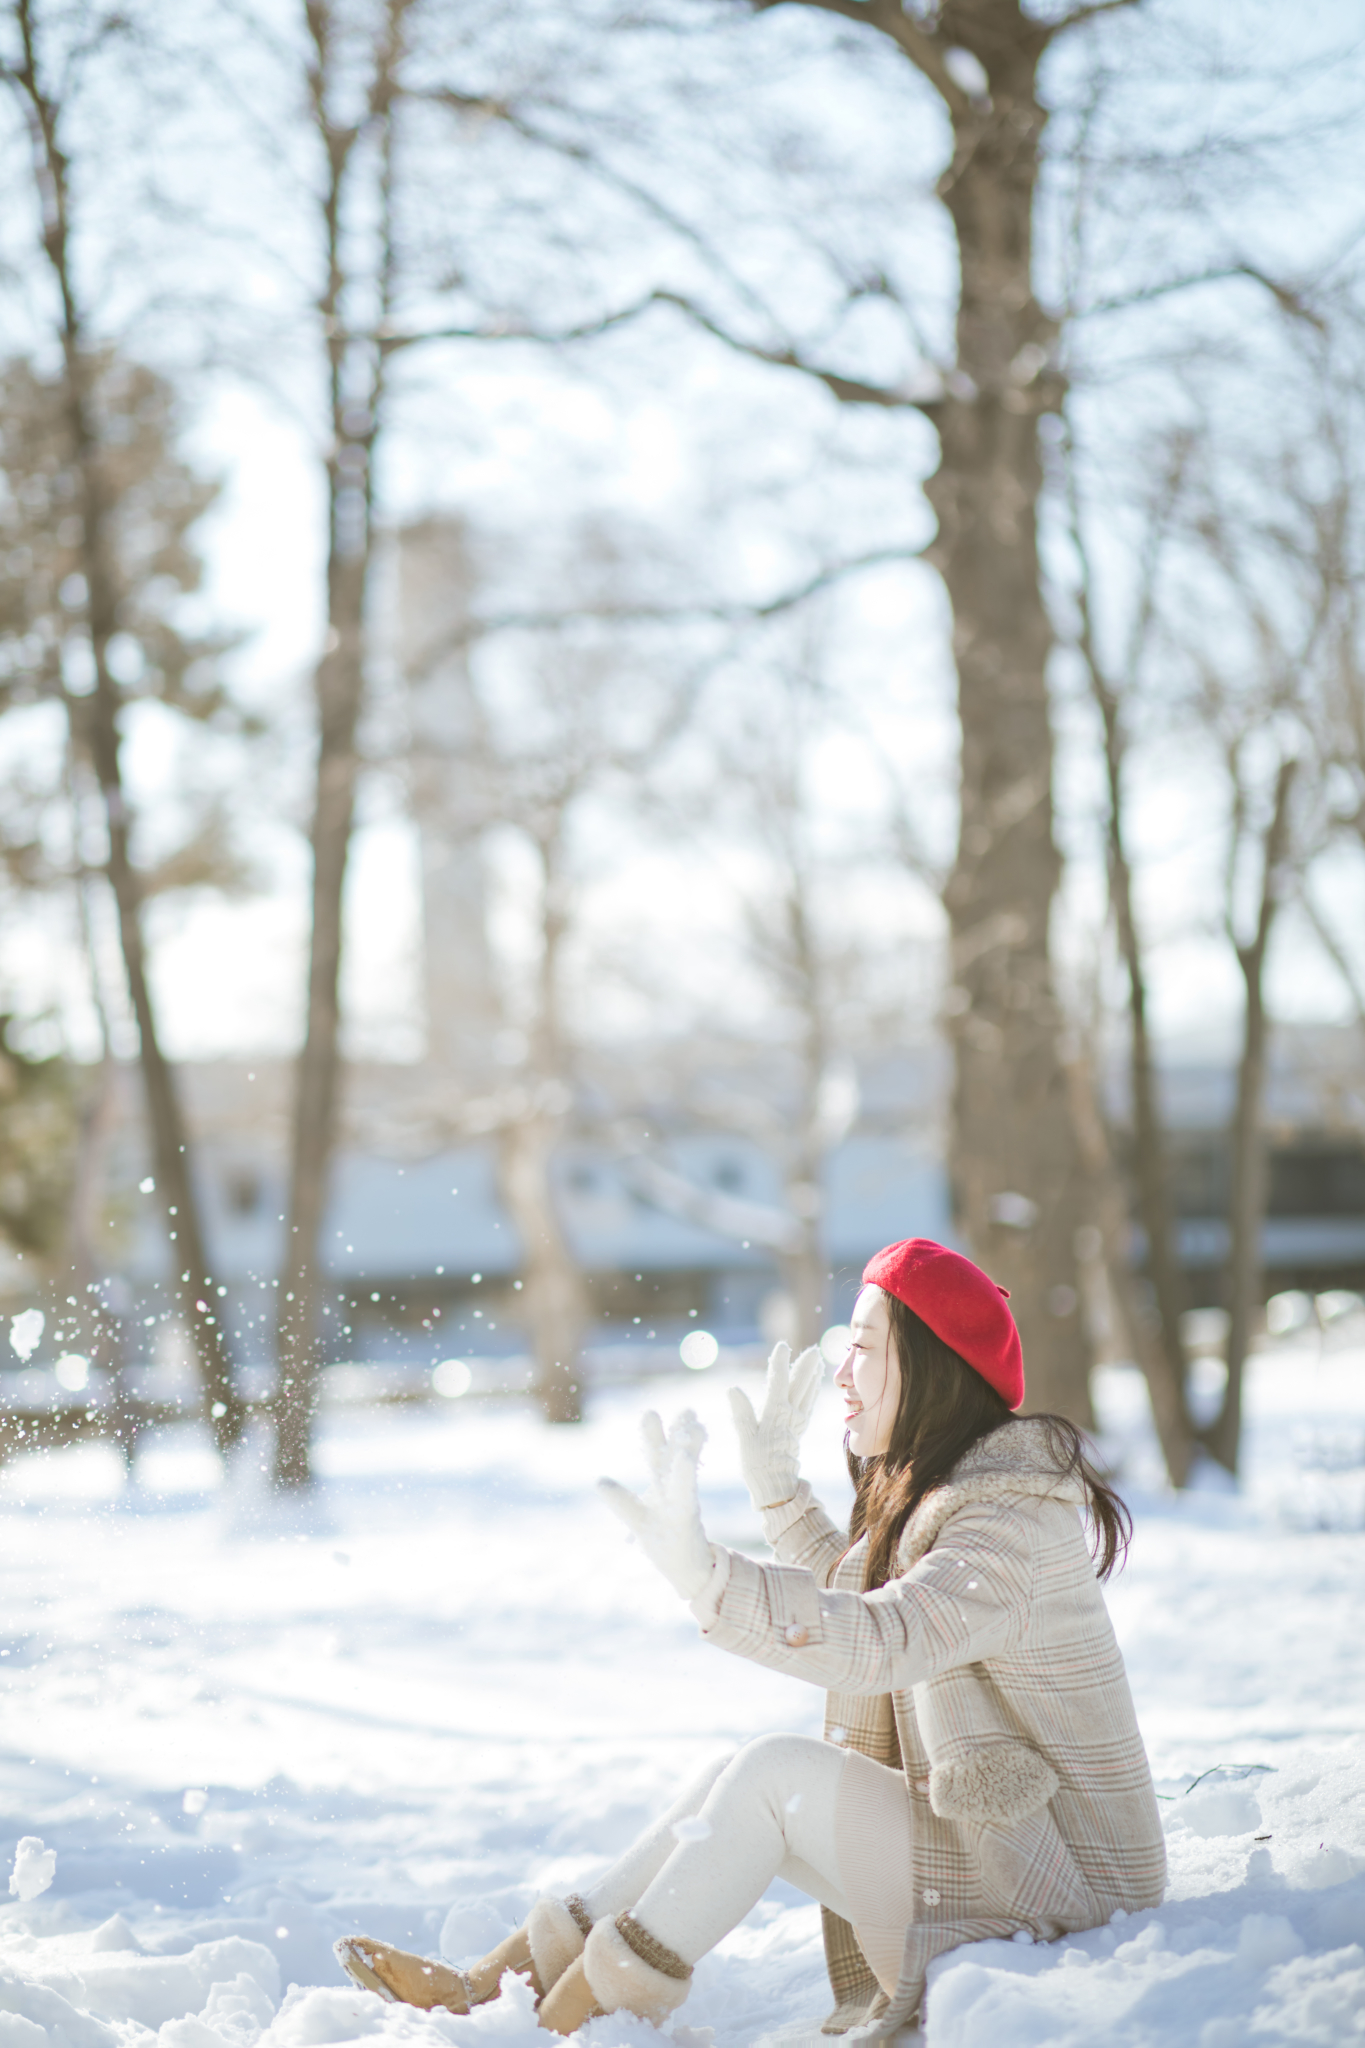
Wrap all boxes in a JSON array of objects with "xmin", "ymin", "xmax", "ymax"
[
  {"xmin": 10, "ymin": 1837, "xmax": 55, "ymax": 1900},
  {"xmin": 9, "ymin": 1310, "xmax": 44, "ymax": 1362},
  {"xmin": 680, "ymin": 1330, "xmax": 718, "ymax": 1371},
  {"xmin": 1177, "ymin": 1781, "xmax": 1263, "ymax": 1839}
]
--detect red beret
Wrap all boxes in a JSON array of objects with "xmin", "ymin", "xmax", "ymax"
[{"xmin": 861, "ymin": 1238, "xmax": 1024, "ymax": 1410}]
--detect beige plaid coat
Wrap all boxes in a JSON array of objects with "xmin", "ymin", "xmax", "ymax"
[{"xmin": 692, "ymin": 1418, "xmax": 1166, "ymax": 2040}]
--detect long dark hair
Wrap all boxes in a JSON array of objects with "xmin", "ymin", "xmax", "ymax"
[{"xmin": 847, "ymin": 1291, "xmax": 1132, "ymax": 1591}]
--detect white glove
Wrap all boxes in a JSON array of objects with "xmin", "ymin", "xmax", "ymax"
[
  {"xmin": 598, "ymin": 1409, "xmax": 715, "ymax": 1601},
  {"xmin": 727, "ymin": 1340, "xmax": 824, "ymax": 1509}
]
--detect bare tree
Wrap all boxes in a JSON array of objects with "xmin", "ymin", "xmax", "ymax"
[
  {"xmin": 678, "ymin": 651, "xmax": 915, "ymax": 1349},
  {"xmin": 397, "ymin": 517, "xmax": 695, "ymax": 1420},
  {"xmin": 265, "ymin": 0, "xmax": 414, "ymax": 1484},
  {"xmin": 1209, "ymin": 747, "xmax": 1297, "ymax": 1472},
  {"xmin": 0, "ymin": 0, "xmax": 248, "ymax": 1449},
  {"xmin": 1062, "ymin": 428, "xmax": 1197, "ymax": 1484},
  {"xmin": 621, "ymin": 0, "xmax": 1132, "ymax": 1422}
]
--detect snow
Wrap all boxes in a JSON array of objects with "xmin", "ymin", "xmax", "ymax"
[
  {"xmin": 0, "ymin": 1338, "xmax": 1361, "ymax": 2047},
  {"xmin": 8, "ymin": 1312, "xmax": 44, "ymax": 1363},
  {"xmin": 9, "ymin": 1840, "xmax": 55, "ymax": 1902}
]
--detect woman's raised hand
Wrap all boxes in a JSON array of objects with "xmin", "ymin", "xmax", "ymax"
[
  {"xmin": 727, "ymin": 1341, "xmax": 825, "ymax": 1510},
  {"xmin": 598, "ymin": 1409, "xmax": 716, "ymax": 1601}
]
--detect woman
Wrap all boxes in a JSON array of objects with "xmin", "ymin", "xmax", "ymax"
[{"xmin": 336, "ymin": 1236, "xmax": 1166, "ymax": 2040}]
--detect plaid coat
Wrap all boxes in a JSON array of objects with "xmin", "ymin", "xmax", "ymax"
[{"xmin": 692, "ymin": 1419, "xmax": 1166, "ymax": 2040}]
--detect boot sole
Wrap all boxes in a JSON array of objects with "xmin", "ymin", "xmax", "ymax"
[{"xmin": 335, "ymin": 1939, "xmax": 398, "ymax": 2003}]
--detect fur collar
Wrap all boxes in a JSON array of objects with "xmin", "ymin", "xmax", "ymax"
[{"xmin": 895, "ymin": 1417, "xmax": 1084, "ymax": 1573}]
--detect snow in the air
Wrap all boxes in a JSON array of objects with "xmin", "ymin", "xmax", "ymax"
[
  {"xmin": 0, "ymin": 1334, "xmax": 1361, "ymax": 2047},
  {"xmin": 10, "ymin": 1837, "xmax": 55, "ymax": 1902}
]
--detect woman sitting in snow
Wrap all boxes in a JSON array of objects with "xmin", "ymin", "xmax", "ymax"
[{"xmin": 337, "ymin": 1237, "xmax": 1166, "ymax": 2039}]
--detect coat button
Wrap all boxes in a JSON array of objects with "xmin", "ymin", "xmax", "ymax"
[{"xmin": 784, "ymin": 1622, "xmax": 809, "ymax": 1647}]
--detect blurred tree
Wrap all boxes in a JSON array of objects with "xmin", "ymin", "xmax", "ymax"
[
  {"xmin": 649, "ymin": 0, "xmax": 1101, "ymax": 1421},
  {"xmin": 0, "ymin": 318, "xmax": 247, "ymax": 1439},
  {"xmin": 397, "ymin": 517, "xmax": 694, "ymax": 1421},
  {"xmin": 0, "ymin": 1017, "xmax": 76, "ymax": 1261},
  {"xmin": 263, "ymin": 0, "xmax": 414, "ymax": 1483},
  {"xmin": 674, "ymin": 645, "xmax": 921, "ymax": 1351},
  {"xmin": 1064, "ymin": 427, "xmax": 1198, "ymax": 1485},
  {"xmin": 1063, "ymin": 341, "xmax": 1351, "ymax": 1476}
]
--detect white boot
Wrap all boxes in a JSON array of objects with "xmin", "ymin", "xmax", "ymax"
[{"xmin": 538, "ymin": 1912, "xmax": 692, "ymax": 2035}]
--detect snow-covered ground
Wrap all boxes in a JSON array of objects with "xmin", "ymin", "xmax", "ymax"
[{"xmin": 0, "ymin": 1335, "xmax": 1361, "ymax": 2047}]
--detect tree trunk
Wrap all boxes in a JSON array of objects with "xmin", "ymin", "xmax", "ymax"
[
  {"xmin": 1205, "ymin": 758, "xmax": 1297, "ymax": 1474},
  {"xmin": 1104, "ymin": 750, "xmax": 1196, "ymax": 1480},
  {"xmin": 1063, "ymin": 1043, "xmax": 1194, "ymax": 1484},
  {"xmin": 928, "ymin": 5, "xmax": 1089, "ymax": 1422},
  {"xmin": 13, "ymin": 3, "xmax": 241, "ymax": 1449},
  {"xmin": 498, "ymin": 1109, "xmax": 589, "ymax": 1423},
  {"xmin": 274, "ymin": 557, "xmax": 369, "ymax": 1484},
  {"xmin": 273, "ymin": 0, "xmax": 401, "ymax": 1485},
  {"xmin": 1067, "ymin": 493, "xmax": 1196, "ymax": 1481},
  {"xmin": 780, "ymin": 1205, "xmax": 826, "ymax": 1352}
]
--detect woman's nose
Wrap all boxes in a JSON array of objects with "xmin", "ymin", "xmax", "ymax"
[{"xmin": 834, "ymin": 1354, "xmax": 852, "ymax": 1386}]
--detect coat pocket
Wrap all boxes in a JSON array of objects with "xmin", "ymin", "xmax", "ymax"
[
  {"xmin": 928, "ymin": 1737, "xmax": 1057, "ymax": 1826},
  {"xmin": 968, "ymin": 1803, "xmax": 1099, "ymax": 1930}
]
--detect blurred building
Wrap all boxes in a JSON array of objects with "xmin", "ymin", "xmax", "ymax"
[
  {"xmin": 1107, "ymin": 1027, "xmax": 1365, "ymax": 1305},
  {"xmin": 99, "ymin": 1045, "xmax": 950, "ymax": 1384}
]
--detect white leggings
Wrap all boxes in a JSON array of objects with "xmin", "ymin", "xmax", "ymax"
[{"xmin": 579, "ymin": 1735, "xmax": 858, "ymax": 1968}]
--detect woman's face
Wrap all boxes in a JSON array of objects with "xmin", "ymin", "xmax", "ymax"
[{"xmin": 835, "ymin": 1286, "xmax": 901, "ymax": 1457}]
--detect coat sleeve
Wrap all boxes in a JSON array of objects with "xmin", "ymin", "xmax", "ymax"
[
  {"xmin": 691, "ymin": 1498, "xmax": 1036, "ymax": 1694},
  {"xmin": 756, "ymin": 1479, "xmax": 849, "ymax": 1587}
]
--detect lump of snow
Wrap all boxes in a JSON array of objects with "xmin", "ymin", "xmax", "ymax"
[
  {"xmin": 1294, "ymin": 1841, "xmax": 1364, "ymax": 1888},
  {"xmin": 1173, "ymin": 1781, "xmax": 1263, "ymax": 1839},
  {"xmin": 10, "ymin": 1837, "xmax": 55, "ymax": 1900},
  {"xmin": 87, "ymin": 1914, "xmax": 142, "ymax": 1954},
  {"xmin": 4, "ymin": 1933, "xmax": 279, "ymax": 2033},
  {"xmin": 183, "ymin": 1789, "xmax": 209, "ymax": 1816},
  {"xmin": 8, "ymin": 1310, "xmax": 44, "ymax": 1362},
  {"xmin": 198, "ymin": 1968, "xmax": 277, "ymax": 2041},
  {"xmin": 0, "ymin": 1965, "xmax": 122, "ymax": 2047}
]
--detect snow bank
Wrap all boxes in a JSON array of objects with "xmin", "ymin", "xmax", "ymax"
[
  {"xmin": 0, "ymin": 1919, "xmax": 277, "ymax": 2043},
  {"xmin": 0, "ymin": 1345, "xmax": 1358, "ymax": 2045},
  {"xmin": 926, "ymin": 1778, "xmax": 1365, "ymax": 2047}
]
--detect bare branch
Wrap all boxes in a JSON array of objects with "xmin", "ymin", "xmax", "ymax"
[
  {"xmin": 753, "ymin": 0, "xmax": 973, "ymax": 116},
  {"xmin": 405, "ymin": 545, "xmax": 922, "ymax": 673},
  {"xmin": 1079, "ymin": 261, "xmax": 1327, "ymax": 331},
  {"xmin": 1299, "ymin": 880, "xmax": 1365, "ymax": 1030},
  {"xmin": 1045, "ymin": 0, "xmax": 1145, "ymax": 38},
  {"xmin": 417, "ymin": 86, "xmax": 778, "ymax": 329},
  {"xmin": 373, "ymin": 286, "xmax": 938, "ymax": 412}
]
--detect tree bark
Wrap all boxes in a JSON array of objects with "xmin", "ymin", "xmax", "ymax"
[
  {"xmin": 1205, "ymin": 756, "xmax": 1297, "ymax": 1474},
  {"xmin": 753, "ymin": 0, "xmax": 1106, "ymax": 1416},
  {"xmin": 497, "ymin": 1107, "xmax": 589, "ymax": 1424},
  {"xmin": 500, "ymin": 830, "xmax": 590, "ymax": 1423},
  {"xmin": 274, "ymin": 0, "xmax": 404, "ymax": 1484},
  {"xmin": 11, "ymin": 0, "xmax": 241, "ymax": 1449},
  {"xmin": 275, "ymin": 582, "xmax": 368, "ymax": 1483},
  {"xmin": 926, "ymin": 4, "xmax": 1089, "ymax": 1422},
  {"xmin": 1099, "ymin": 711, "xmax": 1197, "ymax": 1479},
  {"xmin": 1065, "ymin": 457, "xmax": 1196, "ymax": 1482}
]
